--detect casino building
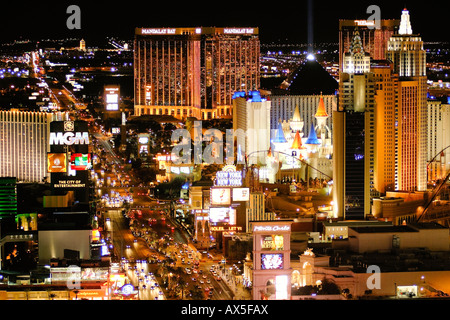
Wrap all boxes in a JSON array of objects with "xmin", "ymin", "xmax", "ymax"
[
  {"xmin": 339, "ymin": 18, "xmax": 399, "ymax": 72},
  {"xmin": 0, "ymin": 110, "xmax": 59, "ymax": 183},
  {"xmin": 251, "ymin": 220, "xmax": 293, "ymax": 300},
  {"xmin": 134, "ymin": 27, "xmax": 260, "ymax": 120}
]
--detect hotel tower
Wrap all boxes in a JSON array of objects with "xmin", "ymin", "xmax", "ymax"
[
  {"xmin": 339, "ymin": 18, "xmax": 399, "ymax": 72},
  {"xmin": 386, "ymin": 8, "xmax": 428, "ymax": 192},
  {"xmin": 0, "ymin": 110, "xmax": 57, "ymax": 183},
  {"xmin": 134, "ymin": 27, "xmax": 260, "ymax": 120},
  {"xmin": 333, "ymin": 29, "xmax": 376, "ymax": 220}
]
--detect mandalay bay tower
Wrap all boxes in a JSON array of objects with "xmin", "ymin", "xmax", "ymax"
[{"xmin": 134, "ymin": 27, "xmax": 260, "ymax": 120}]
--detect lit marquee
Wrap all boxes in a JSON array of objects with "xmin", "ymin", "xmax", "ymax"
[
  {"xmin": 354, "ymin": 20, "xmax": 375, "ymax": 27},
  {"xmin": 141, "ymin": 28, "xmax": 176, "ymax": 35},
  {"xmin": 215, "ymin": 165, "xmax": 242, "ymax": 187}
]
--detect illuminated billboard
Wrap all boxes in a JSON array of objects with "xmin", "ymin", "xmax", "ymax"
[
  {"xmin": 49, "ymin": 120, "xmax": 90, "ymax": 204},
  {"xmin": 261, "ymin": 253, "xmax": 284, "ymax": 270},
  {"xmin": 47, "ymin": 153, "xmax": 67, "ymax": 173},
  {"xmin": 109, "ymin": 273, "xmax": 126, "ymax": 289},
  {"xmin": 104, "ymin": 86, "xmax": 120, "ymax": 111},
  {"xmin": 138, "ymin": 134, "xmax": 149, "ymax": 155},
  {"xmin": 209, "ymin": 207, "xmax": 229, "ymax": 223},
  {"xmin": 210, "ymin": 188, "xmax": 231, "ymax": 205},
  {"xmin": 145, "ymin": 85, "xmax": 152, "ymax": 104},
  {"xmin": 261, "ymin": 235, "xmax": 284, "ymax": 251},
  {"xmin": 70, "ymin": 153, "xmax": 91, "ymax": 171},
  {"xmin": 232, "ymin": 188, "xmax": 249, "ymax": 201},
  {"xmin": 209, "ymin": 207, "xmax": 237, "ymax": 224},
  {"xmin": 138, "ymin": 136, "xmax": 149, "ymax": 144},
  {"xmin": 92, "ymin": 229, "xmax": 100, "ymax": 242}
]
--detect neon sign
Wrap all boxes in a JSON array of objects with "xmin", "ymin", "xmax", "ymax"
[
  {"xmin": 105, "ymin": 86, "xmax": 119, "ymax": 111},
  {"xmin": 354, "ymin": 20, "xmax": 375, "ymax": 27},
  {"xmin": 49, "ymin": 131, "xmax": 89, "ymax": 145},
  {"xmin": 224, "ymin": 28, "xmax": 255, "ymax": 34},
  {"xmin": 253, "ymin": 225, "xmax": 290, "ymax": 232},
  {"xmin": 53, "ymin": 179, "xmax": 86, "ymax": 188},
  {"xmin": 141, "ymin": 28, "xmax": 176, "ymax": 35},
  {"xmin": 121, "ymin": 284, "xmax": 135, "ymax": 295},
  {"xmin": 70, "ymin": 153, "xmax": 91, "ymax": 170},
  {"xmin": 215, "ymin": 165, "xmax": 242, "ymax": 187},
  {"xmin": 210, "ymin": 226, "xmax": 242, "ymax": 232}
]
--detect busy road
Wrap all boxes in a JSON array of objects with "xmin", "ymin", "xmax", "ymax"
[
  {"xmin": 44, "ymin": 72, "xmax": 244, "ymax": 300},
  {"xmin": 29, "ymin": 67, "xmax": 250, "ymax": 300},
  {"xmin": 129, "ymin": 206, "xmax": 235, "ymax": 300},
  {"xmin": 101, "ymin": 191, "xmax": 236, "ymax": 300},
  {"xmin": 92, "ymin": 128, "xmax": 237, "ymax": 300}
]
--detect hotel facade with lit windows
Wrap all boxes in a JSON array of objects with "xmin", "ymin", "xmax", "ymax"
[
  {"xmin": 427, "ymin": 99, "xmax": 450, "ymax": 181},
  {"xmin": 333, "ymin": 28, "xmax": 376, "ymax": 220},
  {"xmin": 338, "ymin": 18, "xmax": 399, "ymax": 72},
  {"xmin": 134, "ymin": 27, "xmax": 260, "ymax": 120},
  {"xmin": 333, "ymin": 9, "xmax": 429, "ymax": 221},
  {"xmin": 386, "ymin": 9, "xmax": 428, "ymax": 192},
  {"xmin": 0, "ymin": 110, "xmax": 57, "ymax": 183}
]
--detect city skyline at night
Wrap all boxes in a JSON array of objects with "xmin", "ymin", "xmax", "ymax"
[
  {"xmin": 0, "ymin": 1, "xmax": 450, "ymax": 314},
  {"xmin": 0, "ymin": 1, "xmax": 447, "ymax": 44}
]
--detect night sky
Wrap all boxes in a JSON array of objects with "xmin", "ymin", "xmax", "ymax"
[{"xmin": 0, "ymin": 1, "xmax": 446, "ymax": 44}]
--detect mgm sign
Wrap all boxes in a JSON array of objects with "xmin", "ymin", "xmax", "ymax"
[{"xmin": 49, "ymin": 120, "xmax": 90, "ymax": 203}]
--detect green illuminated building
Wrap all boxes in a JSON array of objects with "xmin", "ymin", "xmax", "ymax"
[{"xmin": 0, "ymin": 177, "xmax": 17, "ymax": 217}]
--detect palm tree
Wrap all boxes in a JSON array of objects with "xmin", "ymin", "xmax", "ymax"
[
  {"xmin": 190, "ymin": 286, "xmax": 204, "ymax": 300},
  {"xmin": 177, "ymin": 277, "xmax": 188, "ymax": 300}
]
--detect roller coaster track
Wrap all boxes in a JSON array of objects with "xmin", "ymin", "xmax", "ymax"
[
  {"xmin": 417, "ymin": 145, "xmax": 450, "ymax": 223},
  {"xmin": 428, "ymin": 145, "xmax": 450, "ymax": 168},
  {"xmin": 427, "ymin": 145, "xmax": 450, "ymax": 182},
  {"xmin": 417, "ymin": 168, "xmax": 450, "ymax": 223}
]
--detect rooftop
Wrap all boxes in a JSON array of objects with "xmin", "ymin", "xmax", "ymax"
[
  {"xmin": 350, "ymin": 226, "xmax": 418, "ymax": 233},
  {"xmin": 323, "ymin": 220, "xmax": 393, "ymax": 227},
  {"xmin": 287, "ymin": 59, "xmax": 338, "ymax": 95},
  {"xmin": 348, "ymin": 222, "xmax": 448, "ymax": 233},
  {"xmin": 305, "ymin": 123, "xmax": 320, "ymax": 145}
]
